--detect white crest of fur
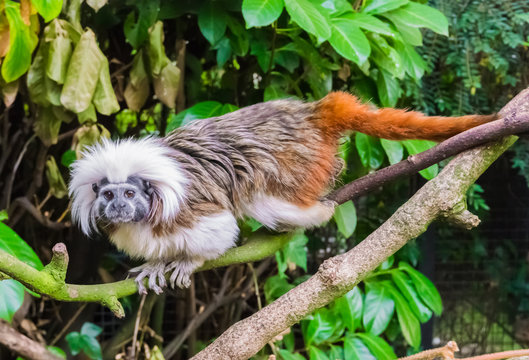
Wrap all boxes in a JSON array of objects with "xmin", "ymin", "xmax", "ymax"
[{"xmin": 69, "ymin": 137, "xmax": 188, "ymax": 234}]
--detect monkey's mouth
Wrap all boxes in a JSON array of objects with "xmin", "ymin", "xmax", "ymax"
[{"xmin": 102, "ymin": 210, "xmax": 147, "ymax": 224}]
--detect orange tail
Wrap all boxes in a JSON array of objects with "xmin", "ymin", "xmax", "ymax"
[{"xmin": 315, "ymin": 92, "xmax": 497, "ymax": 141}]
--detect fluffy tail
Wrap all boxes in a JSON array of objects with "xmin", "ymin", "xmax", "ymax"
[{"xmin": 314, "ymin": 92, "xmax": 497, "ymax": 141}]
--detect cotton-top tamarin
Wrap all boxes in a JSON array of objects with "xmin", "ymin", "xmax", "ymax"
[{"xmin": 69, "ymin": 92, "xmax": 495, "ymax": 294}]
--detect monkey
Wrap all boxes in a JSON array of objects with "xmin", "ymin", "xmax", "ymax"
[{"xmin": 68, "ymin": 92, "xmax": 496, "ymax": 294}]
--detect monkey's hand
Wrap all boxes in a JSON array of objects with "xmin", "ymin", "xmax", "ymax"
[
  {"xmin": 130, "ymin": 261, "xmax": 167, "ymax": 295},
  {"xmin": 166, "ymin": 257, "xmax": 204, "ymax": 289}
]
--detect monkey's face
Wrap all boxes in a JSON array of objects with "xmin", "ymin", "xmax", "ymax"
[{"xmin": 92, "ymin": 177, "xmax": 152, "ymax": 224}]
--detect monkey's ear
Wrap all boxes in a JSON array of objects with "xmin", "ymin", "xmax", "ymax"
[
  {"xmin": 143, "ymin": 180, "xmax": 154, "ymax": 196},
  {"xmin": 92, "ymin": 183, "xmax": 99, "ymax": 193}
]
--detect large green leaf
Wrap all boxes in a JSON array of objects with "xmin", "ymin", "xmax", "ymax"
[
  {"xmin": 227, "ymin": 16, "xmax": 250, "ymax": 56},
  {"xmin": 147, "ymin": 21, "xmax": 170, "ymax": 76},
  {"xmin": 329, "ymin": 18, "xmax": 370, "ymax": 65},
  {"xmin": 242, "ymin": 0, "xmax": 284, "ymax": 28},
  {"xmin": 334, "ymin": 286, "xmax": 363, "ymax": 332},
  {"xmin": 303, "ymin": 309, "xmax": 339, "ymax": 346},
  {"xmin": 278, "ymin": 350, "xmax": 305, "ymax": 360},
  {"xmin": 401, "ymin": 139, "xmax": 438, "ymax": 180},
  {"xmin": 281, "ymin": 232, "xmax": 308, "ymax": 272},
  {"xmin": 123, "ymin": 0, "xmax": 160, "ymax": 49},
  {"xmin": 386, "ymin": 2, "xmax": 448, "ymax": 36},
  {"xmin": 380, "ymin": 139, "xmax": 403, "ymax": 165},
  {"xmin": 333, "ymin": 200, "xmax": 357, "ymax": 238},
  {"xmin": 284, "ymin": 0, "xmax": 331, "ymax": 40},
  {"xmin": 198, "ymin": 1, "xmax": 227, "ymax": 45},
  {"xmin": 376, "ymin": 69, "xmax": 401, "ymax": 107},
  {"xmin": 0, "ymin": 280, "xmax": 25, "ymax": 322},
  {"xmin": 93, "ymin": 57, "xmax": 120, "ymax": 115},
  {"xmin": 27, "ymin": 43, "xmax": 50, "ymax": 105},
  {"xmin": 394, "ymin": 40, "xmax": 427, "ymax": 80},
  {"xmin": 382, "ymin": 12, "xmax": 423, "ymax": 46},
  {"xmin": 34, "ymin": 106, "xmax": 63, "ymax": 146},
  {"xmin": 392, "ymin": 270, "xmax": 432, "ymax": 323},
  {"xmin": 355, "ymin": 133, "xmax": 384, "ymax": 170},
  {"xmin": 2, "ymin": 0, "xmax": 37, "ymax": 82},
  {"xmin": 46, "ymin": 33, "xmax": 73, "ymax": 84},
  {"xmin": 399, "ymin": 262, "xmax": 442, "ymax": 315},
  {"xmin": 308, "ymin": 346, "xmax": 330, "ymax": 360},
  {"xmin": 60, "ymin": 30, "xmax": 104, "ymax": 113},
  {"xmin": 32, "ymin": 0, "xmax": 63, "ymax": 22},
  {"xmin": 362, "ymin": 283, "xmax": 395, "ymax": 335},
  {"xmin": 342, "ymin": 13, "xmax": 393, "ymax": 36},
  {"xmin": 387, "ymin": 284, "xmax": 421, "ymax": 349},
  {"xmin": 363, "ymin": 0, "xmax": 408, "ymax": 14},
  {"xmin": 344, "ymin": 334, "xmax": 376, "ymax": 360},
  {"xmin": 124, "ymin": 50, "xmax": 150, "ymax": 112},
  {"xmin": 0, "ymin": 222, "xmax": 44, "ymax": 270},
  {"xmin": 153, "ymin": 62, "xmax": 181, "ymax": 109},
  {"xmin": 264, "ymin": 275, "xmax": 294, "ymax": 303},
  {"xmin": 355, "ymin": 333, "xmax": 397, "ymax": 359}
]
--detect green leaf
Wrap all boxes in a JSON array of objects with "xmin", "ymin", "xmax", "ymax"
[
  {"xmin": 284, "ymin": 0, "xmax": 331, "ymax": 40},
  {"xmin": 303, "ymin": 309, "xmax": 338, "ymax": 346},
  {"xmin": 147, "ymin": 21, "xmax": 170, "ymax": 76},
  {"xmin": 0, "ymin": 210, "xmax": 7, "ymax": 222},
  {"xmin": 264, "ymin": 275, "xmax": 294, "ymax": 303},
  {"xmin": 392, "ymin": 270, "xmax": 432, "ymax": 323},
  {"xmin": 81, "ymin": 322, "xmax": 103, "ymax": 338},
  {"xmin": 123, "ymin": 0, "xmax": 160, "ymax": 49},
  {"xmin": 214, "ymin": 37, "xmax": 232, "ymax": 67},
  {"xmin": 386, "ymin": 2, "xmax": 448, "ymax": 36},
  {"xmin": 333, "ymin": 200, "xmax": 357, "ymax": 238},
  {"xmin": 399, "ymin": 262, "xmax": 442, "ymax": 315},
  {"xmin": 46, "ymin": 156, "xmax": 68, "ymax": 199},
  {"xmin": 362, "ymin": 283, "xmax": 394, "ymax": 335},
  {"xmin": 198, "ymin": 1, "xmax": 227, "ymax": 45},
  {"xmin": 65, "ymin": 332, "xmax": 82, "ymax": 355},
  {"xmin": 363, "ymin": 0, "xmax": 408, "ymax": 14},
  {"xmin": 0, "ymin": 222, "xmax": 44, "ymax": 270},
  {"xmin": 282, "ymin": 232, "xmax": 308, "ymax": 271},
  {"xmin": 33, "ymin": 107, "xmax": 62, "ymax": 146},
  {"xmin": 380, "ymin": 139, "xmax": 403, "ymax": 165},
  {"xmin": 355, "ymin": 333, "xmax": 397, "ymax": 360},
  {"xmin": 32, "ymin": 0, "xmax": 63, "ymax": 22},
  {"xmin": 344, "ymin": 334, "xmax": 376, "ymax": 360},
  {"xmin": 401, "ymin": 139, "xmax": 438, "ymax": 180},
  {"xmin": 376, "ymin": 69, "xmax": 401, "ymax": 107},
  {"xmin": 334, "ymin": 286, "xmax": 363, "ymax": 332},
  {"xmin": 227, "ymin": 17, "xmax": 250, "ymax": 56},
  {"xmin": 2, "ymin": 1, "xmax": 37, "ymax": 82},
  {"xmin": 60, "ymin": 30, "xmax": 104, "ymax": 113},
  {"xmin": 328, "ymin": 345, "xmax": 344, "ymax": 360},
  {"xmin": 180, "ymin": 101, "xmax": 223, "ymax": 125},
  {"xmin": 329, "ymin": 18, "xmax": 370, "ymax": 65},
  {"xmin": 382, "ymin": 12, "xmax": 423, "ymax": 46},
  {"xmin": 308, "ymin": 346, "xmax": 330, "ymax": 360},
  {"xmin": 387, "ymin": 284, "xmax": 421, "ymax": 349},
  {"xmin": 278, "ymin": 349, "xmax": 306, "ymax": 360},
  {"xmin": 61, "ymin": 150, "xmax": 77, "ymax": 168},
  {"xmin": 47, "ymin": 346, "xmax": 67, "ymax": 359},
  {"xmin": 264, "ymin": 84, "xmax": 290, "ymax": 101},
  {"xmin": 93, "ymin": 57, "xmax": 120, "ymax": 115},
  {"xmin": 370, "ymin": 33, "xmax": 404, "ymax": 79},
  {"xmin": 242, "ymin": 0, "xmax": 284, "ymax": 28},
  {"xmin": 46, "ymin": 33, "xmax": 73, "ymax": 84},
  {"xmin": 355, "ymin": 133, "xmax": 384, "ymax": 170},
  {"xmin": 394, "ymin": 40, "xmax": 427, "ymax": 80},
  {"xmin": 27, "ymin": 43, "xmax": 49, "ymax": 105},
  {"xmin": 341, "ymin": 13, "xmax": 393, "ymax": 36},
  {"xmin": 124, "ymin": 50, "xmax": 150, "ymax": 112},
  {"xmin": 0, "ymin": 280, "xmax": 25, "ymax": 322},
  {"xmin": 153, "ymin": 62, "xmax": 181, "ymax": 109}
]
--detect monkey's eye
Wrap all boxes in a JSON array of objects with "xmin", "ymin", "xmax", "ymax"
[
  {"xmin": 125, "ymin": 190, "xmax": 135, "ymax": 198},
  {"xmin": 103, "ymin": 191, "xmax": 114, "ymax": 201}
]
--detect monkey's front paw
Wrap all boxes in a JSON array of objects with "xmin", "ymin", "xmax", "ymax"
[
  {"xmin": 130, "ymin": 262, "xmax": 167, "ymax": 295},
  {"xmin": 165, "ymin": 259, "xmax": 201, "ymax": 288}
]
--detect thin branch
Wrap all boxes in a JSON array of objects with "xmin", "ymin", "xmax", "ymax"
[
  {"xmin": 397, "ymin": 341, "xmax": 459, "ymax": 360},
  {"xmin": 0, "ymin": 319, "xmax": 63, "ymax": 360},
  {"xmin": 10, "ymin": 197, "xmax": 69, "ymax": 231}
]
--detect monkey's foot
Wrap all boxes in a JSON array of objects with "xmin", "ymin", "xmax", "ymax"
[
  {"xmin": 130, "ymin": 262, "xmax": 167, "ymax": 295},
  {"xmin": 165, "ymin": 259, "xmax": 202, "ymax": 289}
]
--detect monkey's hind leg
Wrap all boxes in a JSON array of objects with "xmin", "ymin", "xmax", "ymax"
[
  {"xmin": 130, "ymin": 261, "xmax": 167, "ymax": 295},
  {"xmin": 243, "ymin": 196, "xmax": 337, "ymax": 231}
]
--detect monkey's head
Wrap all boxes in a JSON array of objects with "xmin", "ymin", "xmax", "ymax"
[
  {"xmin": 91, "ymin": 176, "xmax": 153, "ymax": 224},
  {"xmin": 69, "ymin": 137, "xmax": 188, "ymax": 235}
]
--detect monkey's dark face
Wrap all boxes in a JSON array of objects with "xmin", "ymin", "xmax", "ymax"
[{"xmin": 92, "ymin": 177, "xmax": 152, "ymax": 224}]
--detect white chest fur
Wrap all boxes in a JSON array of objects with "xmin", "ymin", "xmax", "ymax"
[{"xmin": 110, "ymin": 210, "xmax": 240, "ymax": 262}]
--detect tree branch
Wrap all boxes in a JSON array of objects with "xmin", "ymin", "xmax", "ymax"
[{"xmin": 0, "ymin": 320, "xmax": 63, "ymax": 360}]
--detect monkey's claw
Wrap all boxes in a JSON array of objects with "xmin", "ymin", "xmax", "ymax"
[
  {"xmin": 166, "ymin": 260, "xmax": 198, "ymax": 288},
  {"xmin": 130, "ymin": 262, "xmax": 167, "ymax": 294}
]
